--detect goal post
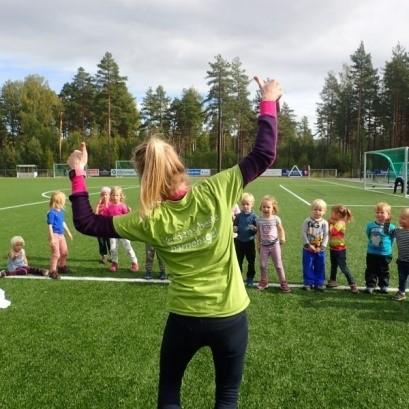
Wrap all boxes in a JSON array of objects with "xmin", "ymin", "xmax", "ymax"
[
  {"xmin": 113, "ymin": 160, "xmax": 137, "ymax": 177},
  {"xmin": 363, "ymin": 146, "xmax": 409, "ymax": 197},
  {"xmin": 53, "ymin": 163, "xmax": 70, "ymax": 178},
  {"xmin": 16, "ymin": 164, "xmax": 38, "ymax": 178}
]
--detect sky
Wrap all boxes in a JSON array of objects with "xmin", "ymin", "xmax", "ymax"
[{"xmin": 0, "ymin": 0, "xmax": 408, "ymax": 130}]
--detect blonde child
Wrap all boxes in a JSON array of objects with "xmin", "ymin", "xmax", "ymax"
[
  {"xmin": 364, "ymin": 202, "xmax": 395, "ymax": 294},
  {"xmin": 302, "ymin": 199, "xmax": 329, "ymax": 291},
  {"xmin": 389, "ymin": 208, "xmax": 409, "ymax": 300},
  {"xmin": 95, "ymin": 186, "xmax": 111, "ymax": 263},
  {"xmin": 106, "ymin": 186, "xmax": 138, "ymax": 272},
  {"xmin": 47, "ymin": 191, "xmax": 73, "ymax": 279},
  {"xmin": 0, "ymin": 236, "xmax": 49, "ymax": 277},
  {"xmin": 233, "ymin": 193, "xmax": 257, "ymax": 287},
  {"xmin": 256, "ymin": 195, "xmax": 290, "ymax": 292},
  {"xmin": 327, "ymin": 205, "xmax": 358, "ymax": 293}
]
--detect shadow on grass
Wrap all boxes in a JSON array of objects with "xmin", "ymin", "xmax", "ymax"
[{"xmin": 295, "ymin": 289, "xmax": 409, "ymax": 323}]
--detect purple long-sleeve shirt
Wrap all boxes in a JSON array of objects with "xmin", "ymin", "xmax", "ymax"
[{"xmin": 70, "ymin": 108, "xmax": 278, "ymax": 238}]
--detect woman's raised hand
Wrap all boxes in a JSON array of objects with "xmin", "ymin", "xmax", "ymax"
[
  {"xmin": 67, "ymin": 142, "xmax": 88, "ymax": 170},
  {"xmin": 254, "ymin": 76, "xmax": 282, "ymax": 102}
]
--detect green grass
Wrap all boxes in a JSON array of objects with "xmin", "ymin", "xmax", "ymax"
[{"xmin": 1, "ymin": 176, "xmax": 409, "ymax": 408}]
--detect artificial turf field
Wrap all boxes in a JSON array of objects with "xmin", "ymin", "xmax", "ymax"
[{"xmin": 1, "ymin": 175, "xmax": 409, "ymax": 408}]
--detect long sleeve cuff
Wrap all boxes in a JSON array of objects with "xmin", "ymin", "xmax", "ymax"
[{"xmin": 260, "ymin": 100, "xmax": 277, "ymax": 117}]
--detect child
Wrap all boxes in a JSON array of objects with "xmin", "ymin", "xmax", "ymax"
[
  {"xmin": 145, "ymin": 243, "xmax": 166, "ymax": 280},
  {"xmin": 67, "ymin": 76, "xmax": 282, "ymax": 408},
  {"xmin": 256, "ymin": 195, "xmax": 290, "ymax": 292},
  {"xmin": 0, "ymin": 236, "xmax": 49, "ymax": 278},
  {"xmin": 387, "ymin": 208, "xmax": 409, "ymax": 300},
  {"xmin": 327, "ymin": 205, "xmax": 359, "ymax": 293},
  {"xmin": 107, "ymin": 186, "xmax": 139, "ymax": 272},
  {"xmin": 302, "ymin": 199, "xmax": 329, "ymax": 291},
  {"xmin": 47, "ymin": 191, "xmax": 73, "ymax": 279},
  {"xmin": 364, "ymin": 202, "xmax": 395, "ymax": 294},
  {"xmin": 95, "ymin": 186, "xmax": 111, "ymax": 263},
  {"xmin": 233, "ymin": 192, "xmax": 257, "ymax": 287}
]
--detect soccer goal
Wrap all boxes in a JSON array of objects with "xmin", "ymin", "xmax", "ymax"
[
  {"xmin": 363, "ymin": 147, "xmax": 409, "ymax": 197},
  {"xmin": 53, "ymin": 163, "xmax": 70, "ymax": 178},
  {"xmin": 16, "ymin": 164, "xmax": 38, "ymax": 178},
  {"xmin": 309, "ymin": 168, "xmax": 338, "ymax": 178},
  {"xmin": 113, "ymin": 160, "xmax": 137, "ymax": 177}
]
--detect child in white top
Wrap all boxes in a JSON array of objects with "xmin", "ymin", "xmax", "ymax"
[{"xmin": 256, "ymin": 195, "xmax": 290, "ymax": 292}]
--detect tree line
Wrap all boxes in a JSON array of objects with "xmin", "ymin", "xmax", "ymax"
[{"xmin": 1, "ymin": 43, "xmax": 408, "ymax": 175}]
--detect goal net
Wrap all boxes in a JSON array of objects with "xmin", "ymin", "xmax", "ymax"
[
  {"xmin": 113, "ymin": 160, "xmax": 137, "ymax": 177},
  {"xmin": 16, "ymin": 164, "xmax": 38, "ymax": 178},
  {"xmin": 309, "ymin": 169, "xmax": 338, "ymax": 178},
  {"xmin": 363, "ymin": 147, "xmax": 409, "ymax": 197},
  {"xmin": 53, "ymin": 163, "xmax": 70, "ymax": 178}
]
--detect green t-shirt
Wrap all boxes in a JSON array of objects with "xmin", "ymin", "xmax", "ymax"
[{"xmin": 113, "ymin": 165, "xmax": 250, "ymax": 317}]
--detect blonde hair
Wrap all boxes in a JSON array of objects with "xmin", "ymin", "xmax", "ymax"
[
  {"xmin": 331, "ymin": 204, "xmax": 352, "ymax": 223},
  {"xmin": 49, "ymin": 191, "xmax": 66, "ymax": 209},
  {"xmin": 110, "ymin": 186, "xmax": 125, "ymax": 202},
  {"xmin": 400, "ymin": 207, "xmax": 409, "ymax": 217},
  {"xmin": 260, "ymin": 195, "xmax": 279, "ymax": 214},
  {"xmin": 100, "ymin": 186, "xmax": 111, "ymax": 195},
  {"xmin": 375, "ymin": 202, "xmax": 391, "ymax": 214},
  {"xmin": 133, "ymin": 137, "xmax": 186, "ymax": 218},
  {"xmin": 10, "ymin": 235, "xmax": 25, "ymax": 248},
  {"xmin": 311, "ymin": 198, "xmax": 327, "ymax": 211},
  {"xmin": 241, "ymin": 192, "xmax": 255, "ymax": 206}
]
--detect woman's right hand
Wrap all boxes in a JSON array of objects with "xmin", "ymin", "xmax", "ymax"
[
  {"xmin": 67, "ymin": 142, "xmax": 88, "ymax": 170},
  {"xmin": 254, "ymin": 76, "xmax": 282, "ymax": 102}
]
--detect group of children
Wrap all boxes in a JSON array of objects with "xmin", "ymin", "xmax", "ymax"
[
  {"xmin": 1, "ymin": 186, "xmax": 166, "ymax": 281},
  {"xmin": 233, "ymin": 192, "xmax": 409, "ymax": 301}
]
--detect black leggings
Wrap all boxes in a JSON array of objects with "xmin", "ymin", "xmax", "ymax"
[{"xmin": 158, "ymin": 311, "xmax": 248, "ymax": 409}]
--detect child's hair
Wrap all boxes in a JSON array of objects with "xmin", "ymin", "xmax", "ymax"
[
  {"xmin": 259, "ymin": 195, "xmax": 279, "ymax": 214},
  {"xmin": 10, "ymin": 235, "xmax": 25, "ymax": 248},
  {"xmin": 311, "ymin": 198, "xmax": 327, "ymax": 211},
  {"xmin": 375, "ymin": 202, "xmax": 391, "ymax": 214},
  {"xmin": 100, "ymin": 186, "xmax": 111, "ymax": 195},
  {"xmin": 241, "ymin": 192, "xmax": 255, "ymax": 206},
  {"xmin": 400, "ymin": 207, "xmax": 409, "ymax": 218},
  {"xmin": 331, "ymin": 204, "xmax": 352, "ymax": 223},
  {"xmin": 110, "ymin": 186, "xmax": 125, "ymax": 202},
  {"xmin": 133, "ymin": 137, "xmax": 186, "ymax": 217},
  {"xmin": 49, "ymin": 191, "xmax": 66, "ymax": 209}
]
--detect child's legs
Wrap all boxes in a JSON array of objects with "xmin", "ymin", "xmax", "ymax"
[
  {"xmin": 397, "ymin": 260, "xmax": 409, "ymax": 293},
  {"xmin": 49, "ymin": 233, "xmax": 61, "ymax": 272},
  {"xmin": 336, "ymin": 249, "xmax": 355, "ymax": 284},
  {"xmin": 270, "ymin": 243, "xmax": 286, "ymax": 282},
  {"xmin": 26, "ymin": 266, "xmax": 44, "ymax": 275},
  {"xmin": 145, "ymin": 244, "xmax": 155, "ymax": 273},
  {"xmin": 313, "ymin": 252, "xmax": 325, "ymax": 286},
  {"xmin": 158, "ymin": 314, "xmax": 203, "ymax": 408},
  {"xmin": 378, "ymin": 255, "xmax": 392, "ymax": 288},
  {"xmin": 302, "ymin": 249, "xmax": 315, "ymax": 286},
  {"xmin": 6, "ymin": 267, "xmax": 28, "ymax": 276},
  {"xmin": 120, "ymin": 239, "xmax": 137, "ymax": 263},
  {"xmin": 244, "ymin": 241, "xmax": 256, "ymax": 280},
  {"xmin": 234, "ymin": 240, "xmax": 245, "ymax": 272},
  {"xmin": 259, "ymin": 246, "xmax": 270, "ymax": 284},
  {"xmin": 57, "ymin": 235, "xmax": 68, "ymax": 268},
  {"xmin": 97, "ymin": 237, "xmax": 107, "ymax": 256},
  {"xmin": 365, "ymin": 253, "xmax": 378, "ymax": 288},
  {"xmin": 329, "ymin": 250, "xmax": 339, "ymax": 281},
  {"xmin": 110, "ymin": 238, "xmax": 119, "ymax": 263}
]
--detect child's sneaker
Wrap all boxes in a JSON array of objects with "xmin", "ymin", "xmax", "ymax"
[
  {"xmin": 246, "ymin": 278, "xmax": 254, "ymax": 287},
  {"xmin": 326, "ymin": 280, "xmax": 338, "ymax": 288},
  {"xmin": 57, "ymin": 266, "xmax": 69, "ymax": 274},
  {"xmin": 379, "ymin": 286, "xmax": 389, "ymax": 294},
  {"xmin": 49, "ymin": 271, "xmax": 60, "ymax": 280},
  {"xmin": 280, "ymin": 281, "xmax": 291, "ymax": 293},
  {"xmin": 350, "ymin": 283, "xmax": 359, "ymax": 294},
  {"xmin": 99, "ymin": 255, "xmax": 108, "ymax": 264},
  {"xmin": 109, "ymin": 262, "xmax": 118, "ymax": 273},
  {"xmin": 144, "ymin": 272, "xmax": 152, "ymax": 280},
  {"xmin": 257, "ymin": 281, "xmax": 268, "ymax": 291},
  {"xmin": 159, "ymin": 272, "xmax": 166, "ymax": 280},
  {"xmin": 393, "ymin": 291, "xmax": 406, "ymax": 301},
  {"xmin": 302, "ymin": 285, "xmax": 312, "ymax": 291},
  {"xmin": 314, "ymin": 285, "xmax": 325, "ymax": 292},
  {"xmin": 40, "ymin": 268, "xmax": 49, "ymax": 277},
  {"xmin": 365, "ymin": 287, "xmax": 374, "ymax": 295},
  {"xmin": 130, "ymin": 262, "xmax": 139, "ymax": 272},
  {"xmin": 0, "ymin": 270, "xmax": 7, "ymax": 278}
]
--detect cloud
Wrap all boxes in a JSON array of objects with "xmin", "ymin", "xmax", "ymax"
[{"xmin": 1, "ymin": 0, "xmax": 408, "ymax": 127}]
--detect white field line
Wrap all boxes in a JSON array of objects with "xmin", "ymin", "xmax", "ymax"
[
  {"xmin": 2, "ymin": 275, "xmax": 400, "ymax": 293},
  {"xmin": 279, "ymin": 185, "xmax": 310, "ymax": 205},
  {"xmin": 0, "ymin": 185, "xmax": 139, "ymax": 211}
]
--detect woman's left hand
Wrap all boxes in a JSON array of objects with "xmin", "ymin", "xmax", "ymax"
[{"xmin": 67, "ymin": 142, "xmax": 88, "ymax": 170}]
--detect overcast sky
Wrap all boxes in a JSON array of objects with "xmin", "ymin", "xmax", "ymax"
[{"xmin": 0, "ymin": 0, "xmax": 408, "ymax": 129}]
